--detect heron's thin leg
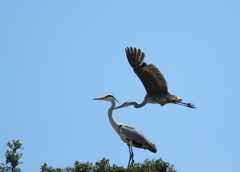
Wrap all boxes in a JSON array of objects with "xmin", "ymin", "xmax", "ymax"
[
  {"xmin": 130, "ymin": 145, "xmax": 134, "ymax": 166},
  {"xmin": 127, "ymin": 145, "xmax": 132, "ymax": 168},
  {"xmin": 127, "ymin": 140, "xmax": 134, "ymax": 168},
  {"xmin": 176, "ymin": 101, "xmax": 195, "ymax": 108}
]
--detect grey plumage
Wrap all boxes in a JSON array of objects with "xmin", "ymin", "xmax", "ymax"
[
  {"xmin": 126, "ymin": 47, "xmax": 168, "ymax": 95},
  {"xmin": 115, "ymin": 47, "xmax": 195, "ymax": 109},
  {"xmin": 93, "ymin": 94, "xmax": 156, "ymax": 168},
  {"xmin": 119, "ymin": 124, "xmax": 156, "ymax": 153}
]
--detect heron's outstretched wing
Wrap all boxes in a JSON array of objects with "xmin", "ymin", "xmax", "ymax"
[
  {"xmin": 119, "ymin": 124, "xmax": 157, "ymax": 153},
  {"xmin": 126, "ymin": 47, "xmax": 169, "ymax": 95}
]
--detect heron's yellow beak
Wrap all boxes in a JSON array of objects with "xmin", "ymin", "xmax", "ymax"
[{"xmin": 93, "ymin": 97, "xmax": 104, "ymax": 100}]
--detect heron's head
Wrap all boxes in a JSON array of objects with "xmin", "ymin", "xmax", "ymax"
[
  {"xmin": 93, "ymin": 94, "xmax": 119, "ymax": 103},
  {"xmin": 114, "ymin": 102, "xmax": 134, "ymax": 109}
]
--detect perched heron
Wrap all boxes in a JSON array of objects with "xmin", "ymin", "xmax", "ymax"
[
  {"xmin": 115, "ymin": 47, "xmax": 195, "ymax": 109},
  {"xmin": 93, "ymin": 94, "xmax": 157, "ymax": 168}
]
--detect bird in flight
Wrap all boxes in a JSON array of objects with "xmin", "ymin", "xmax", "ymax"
[
  {"xmin": 115, "ymin": 47, "xmax": 195, "ymax": 109},
  {"xmin": 93, "ymin": 94, "xmax": 157, "ymax": 168}
]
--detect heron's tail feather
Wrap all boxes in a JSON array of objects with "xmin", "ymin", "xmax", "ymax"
[{"xmin": 148, "ymin": 142, "xmax": 157, "ymax": 153}]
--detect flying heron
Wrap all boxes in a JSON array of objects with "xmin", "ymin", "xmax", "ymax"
[
  {"xmin": 93, "ymin": 94, "xmax": 157, "ymax": 168},
  {"xmin": 115, "ymin": 47, "xmax": 195, "ymax": 109}
]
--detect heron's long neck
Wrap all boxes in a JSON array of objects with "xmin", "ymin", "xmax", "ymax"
[
  {"xmin": 108, "ymin": 99, "xmax": 121, "ymax": 133},
  {"xmin": 134, "ymin": 98, "xmax": 149, "ymax": 108}
]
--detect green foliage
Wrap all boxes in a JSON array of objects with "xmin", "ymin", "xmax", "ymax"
[
  {"xmin": 0, "ymin": 140, "xmax": 23, "ymax": 172},
  {"xmin": 1, "ymin": 141, "xmax": 177, "ymax": 172},
  {"xmin": 40, "ymin": 157, "xmax": 177, "ymax": 172},
  {"xmin": 41, "ymin": 163, "xmax": 64, "ymax": 172}
]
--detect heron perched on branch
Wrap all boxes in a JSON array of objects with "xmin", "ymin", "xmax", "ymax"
[
  {"xmin": 93, "ymin": 94, "xmax": 157, "ymax": 168},
  {"xmin": 115, "ymin": 47, "xmax": 195, "ymax": 109}
]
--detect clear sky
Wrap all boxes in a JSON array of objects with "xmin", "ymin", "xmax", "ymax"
[{"xmin": 1, "ymin": 1, "xmax": 240, "ymax": 171}]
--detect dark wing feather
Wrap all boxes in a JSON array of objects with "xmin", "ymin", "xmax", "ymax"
[
  {"xmin": 125, "ymin": 47, "xmax": 169, "ymax": 94},
  {"xmin": 120, "ymin": 125, "xmax": 157, "ymax": 153}
]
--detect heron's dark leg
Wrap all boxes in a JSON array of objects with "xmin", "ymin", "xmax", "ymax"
[
  {"xmin": 127, "ymin": 140, "xmax": 134, "ymax": 168},
  {"xmin": 127, "ymin": 145, "xmax": 132, "ymax": 168},
  {"xmin": 130, "ymin": 145, "xmax": 134, "ymax": 166},
  {"xmin": 175, "ymin": 101, "xmax": 196, "ymax": 108}
]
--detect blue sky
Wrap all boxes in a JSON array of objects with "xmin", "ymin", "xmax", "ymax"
[{"xmin": 1, "ymin": 1, "xmax": 240, "ymax": 171}]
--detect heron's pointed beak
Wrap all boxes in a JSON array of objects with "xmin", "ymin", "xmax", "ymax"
[{"xmin": 93, "ymin": 97, "xmax": 104, "ymax": 100}]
